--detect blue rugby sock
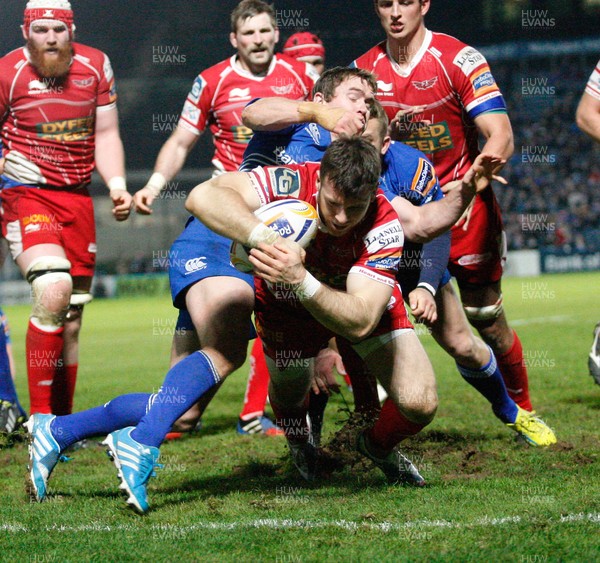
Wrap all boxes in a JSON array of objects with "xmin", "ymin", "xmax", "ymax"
[
  {"xmin": 457, "ymin": 348, "xmax": 518, "ymax": 424},
  {"xmin": 0, "ymin": 326, "xmax": 19, "ymax": 405},
  {"xmin": 50, "ymin": 393, "xmax": 153, "ymax": 451},
  {"xmin": 132, "ymin": 351, "xmax": 221, "ymax": 448}
]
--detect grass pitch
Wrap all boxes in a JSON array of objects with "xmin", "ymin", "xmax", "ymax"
[{"xmin": 0, "ymin": 272, "xmax": 598, "ymax": 562}]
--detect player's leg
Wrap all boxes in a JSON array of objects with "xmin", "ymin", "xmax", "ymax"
[
  {"xmin": 0, "ymin": 312, "xmax": 25, "ymax": 434},
  {"xmin": 51, "ymin": 275, "xmax": 93, "ymax": 416},
  {"xmin": 352, "ymin": 328, "xmax": 437, "ymax": 485},
  {"xmin": 431, "ymin": 281, "xmax": 518, "ymax": 424},
  {"xmin": 237, "ymin": 336, "xmax": 284, "ymax": 436},
  {"xmin": 459, "ymin": 280, "xmax": 532, "ymax": 410},
  {"xmin": 129, "ymin": 276, "xmax": 254, "ymax": 448},
  {"xmin": 589, "ymin": 322, "xmax": 600, "ymax": 385},
  {"xmin": 17, "ymin": 243, "xmax": 72, "ymax": 415},
  {"xmin": 265, "ymin": 351, "xmax": 319, "ymax": 480}
]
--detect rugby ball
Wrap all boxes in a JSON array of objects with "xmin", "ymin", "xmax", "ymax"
[{"xmin": 230, "ymin": 199, "xmax": 318, "ymax": 272}]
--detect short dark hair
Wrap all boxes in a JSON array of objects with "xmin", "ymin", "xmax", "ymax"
[
  {"xmin": 320, "ymin": 137, "xmax": 381, "ymax": 201},
  {"xmin": 230, "ymin": 0, "xmax": 276, "ymax": 33},
  {"xmin": 368, "ymin": 98, "xmax": 389, "ymax": 141},
  {"xmin": 313, "ymin": 67, "xmax": 377, "ymax": 102}
]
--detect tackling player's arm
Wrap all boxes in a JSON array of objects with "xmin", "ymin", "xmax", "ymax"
[
  {"xmin": 393, "ymin": 153, "xmax": 506, "ymax": 242},
  {"xmin": 134, "ymin": 125, "xmax": 200, "ymax": 214},
  {"xmin": 250, "ymin": 241, "xmax": 393, "ymax": 343},
  {"xmin": 576, "ymin": 91, "xmax": 600, "ymax": 143},
  {"xmin": 94, "ymin": 105, "xmax": 132, "ymax": 222},
  {"xmin": 242, "ymin": 97, "xmax": 363, "ymax": 136}
]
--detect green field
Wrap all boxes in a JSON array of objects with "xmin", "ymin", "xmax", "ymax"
[{"xmin": 0, "ymin": 272, "xmax": 598, "ymax": 562}]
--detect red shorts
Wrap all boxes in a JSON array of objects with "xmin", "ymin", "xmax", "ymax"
[
  {"xmin": 255, "ymin": 282, "xmax": 413, "ymax": 360},
  {"xmin": 448, "ymin": 188, "xmax": 505, "ymax": 286},
  {"xmin": 0, "ymin": 186, "xmax": 96, "ymax": 277}
]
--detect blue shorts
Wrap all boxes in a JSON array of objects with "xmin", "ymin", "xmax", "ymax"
[{"xmin": 169, "ymin": 217, "xmax": 254, "ymax": 310}]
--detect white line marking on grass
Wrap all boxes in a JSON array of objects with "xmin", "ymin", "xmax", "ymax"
[
  {"xmin": 511, "ymin": 315, "xmax": 572, "ymax": 326},
  {"xmin": 1, "ymin": 513, "xmax": 598, "ymax": 534}
]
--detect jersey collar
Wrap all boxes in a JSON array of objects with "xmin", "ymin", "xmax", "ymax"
[{"xmin": 386, "ymin": 28, "xmax": 432, "ymax": 78}]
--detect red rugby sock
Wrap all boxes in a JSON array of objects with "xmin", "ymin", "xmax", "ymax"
[
  {"xmin": 240, "ymin": 337, "xmax": 270, "ymax": 420},
  {"xmin": 367, "ymin": 399, "xmax": 426, "ymax": 453},
  {"xmin": 497, "ymin": 330, "xmax": 532, "ymax": 411},
  {"xmin": 26, "ymin": 320, "xmax": 64, "ymax": 415}
]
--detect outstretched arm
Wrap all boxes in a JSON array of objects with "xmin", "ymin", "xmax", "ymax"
[{"xmin": 242, "ymin": 98, "xmax": 365, "ymax": 136}]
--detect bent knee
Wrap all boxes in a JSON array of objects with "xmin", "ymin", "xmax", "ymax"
[{"xmin": 394, "ymin": 386, "xmax": 438, "ymax": 424}]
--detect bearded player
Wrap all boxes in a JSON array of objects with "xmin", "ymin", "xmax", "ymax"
[
  {"xmin": 0, "ymin": 0, "xmax": 132, "ymax": 418},
  {"xmin": 351, "ymin": 0, "xmax": 554, "ymax": 428}
]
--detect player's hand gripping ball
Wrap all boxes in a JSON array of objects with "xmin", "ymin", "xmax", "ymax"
[{"xmin": 230, "ymin": 199, "xmax": 318, "ymax": 272}]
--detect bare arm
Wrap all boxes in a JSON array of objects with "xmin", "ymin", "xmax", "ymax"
[
  {"xmin": 250, "ymin": 241, "xmax": 392, "ymax": 342},
  {"xmin": 242, "ymin": 98, "xmax": 365, "ymax": 136},
  {"xmin": 473, "ymin": 112, "xmax": 514, "ymax": 190},
  {"xmin": 394, "ymin": 153, "xmax": 506, "ymax": 243},
  {"xmin": 576, "ymin": 91, "xmax": 600, "ymax": 143},
  {"xmin": 134, "ymin": 125, "xmax": 200, "ymax": 214},
  {"xmin": 185, "ymin": 172, "xmax": 264, "ymax": 244},
  {"xmin": 94, "ymin": 106, "xmax": 132, "ymax": 221}
]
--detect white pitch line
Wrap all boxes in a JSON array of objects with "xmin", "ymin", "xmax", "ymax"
[
  {"xmin": 510, "ymin": 315, "xmax": 573, "ymax": 326},
  {"xmin": 1, "ymin": 513, "xmax": 598, "ymax": 534}
]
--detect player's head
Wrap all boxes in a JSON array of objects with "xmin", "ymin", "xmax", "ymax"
[
  {"xmin": 317, "ymin": 137, "xmax": 381, "ymax": 237},
  {"xmin": 373, "ymin": 0, "xmax": 429, "ymax": 43},
  {"xmin": 283, "ymin": 32, "xmax": 325, "ymax": 74},
  {"xmin": 362, "ymin": 98, "xmax": 391, "ymax": 156},
  {"xmin": 22, "ymin": 0, "xmax": 74, "ymax": 79},
  {"xmin": 230, "ymin": 0, "xmax": 279, "ymax": 75},
  {"xmin": 313, "ymin": 67, "xmax": 377, "ymax": 129}
]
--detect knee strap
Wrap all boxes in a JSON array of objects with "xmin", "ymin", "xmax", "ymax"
[{"xmin": 463, "ymin": 294, "xmax": 504, "ymax": 321}]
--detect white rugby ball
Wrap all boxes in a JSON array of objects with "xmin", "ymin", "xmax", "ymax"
[{"xmin": 230, "ymin": 199, "xmax": 318, "ymax": 272}]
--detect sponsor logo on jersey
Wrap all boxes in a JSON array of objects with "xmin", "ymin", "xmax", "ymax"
[
  {"xmin": 268, "ymin": 167, "xmax": 301, "ymax": 197},
  {"xmin": 453, "ymin": 46, "xmax": 485, "ymax": 77},
  {"xmin": 377, "ymin": 80, "xmax": 394, "ymax": 95},
  {"xmin": 184, "ymin": 257, "xmax": 208, "ymax": 274},
  {"xmin": 181, "ymin": 100, "xmax": 200, "ymax": 126},
  {"xmin": 363, "ymin": 221, "xmax": 403, "ymax": 253},
  {"xmin": 412, "ymin": 76, "xmax": 438, "ymax": 90},
  {"xmin": 471, "ymin": 67, "xmax": 497, "ymax": 96},
  {"xmin": 189, "ymin": 76, "xmax": 206, "ymax": 103},
  {"xmin": 36, "ymin": 116, "xmax": 94, "ymax": 142},
  {"xmin": 411, "ymin": 160, "xmax": 436, "ymax": 198},
  {"xmin": 307, "ymin": 123, "xmax": 321, "ymax": 144},
  {"xmin": 270, "ymin": 83, "xmax": 294, "ymax": 96},
  {"xmin": 404, "ymin": 121, "xmax": 453, "ymax": 154},
  {"xmin": 73, "ymin": 77, "xmax": 95, "ymax": 88},
  {"xmin": 457, "ymin": 253, "xmax": 492, "ymax": 266},
  {"xmin": 366, "ymin": 255, "xmax": 401, "ymax": 271},
  {"xmin": 228, "ymin": 87, "xmax": 251, "ymax": 101}
]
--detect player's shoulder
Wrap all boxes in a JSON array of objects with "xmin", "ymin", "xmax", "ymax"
[
  {"xmin": 430, "ymin": 32, "xmax": 488, "ymax": 73},
  {"xmin": 386, "ymin": 140, "xmax": 430, "ymax": 167},
  {"xmin": 198, "ymin": 57, "xmax": 234, "ymax": 81},
  {"xmin": 72, "ymin": 42, "xmax": 109, "ymax": 65},
  {"xmin": 351, "ymin": 41, "xmax": 387, "ymax": 69},
  {"xmin": 0, "ymin": 47, "xmax": 27, "ymax": 71}
]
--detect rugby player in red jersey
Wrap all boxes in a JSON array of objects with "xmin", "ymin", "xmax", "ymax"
[
  {"xmin": 0, "ymin": 0, "xmax": 132, "ymax": 417},
  {"xmin": 352, "ymin": 0, "xmax": 553, "ymax": 426}
]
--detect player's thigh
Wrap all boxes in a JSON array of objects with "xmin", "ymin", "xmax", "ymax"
[
  {"xmin": 15, "ymin": 242, "xmax": 67, "ymax": 275},
  {"xmin": 355, "ymin": 329, "xmax": 436, "ymax": 407},
  {"xmin": 184, "ymin": 276, "xmax": 254, "ymax": 371}
]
